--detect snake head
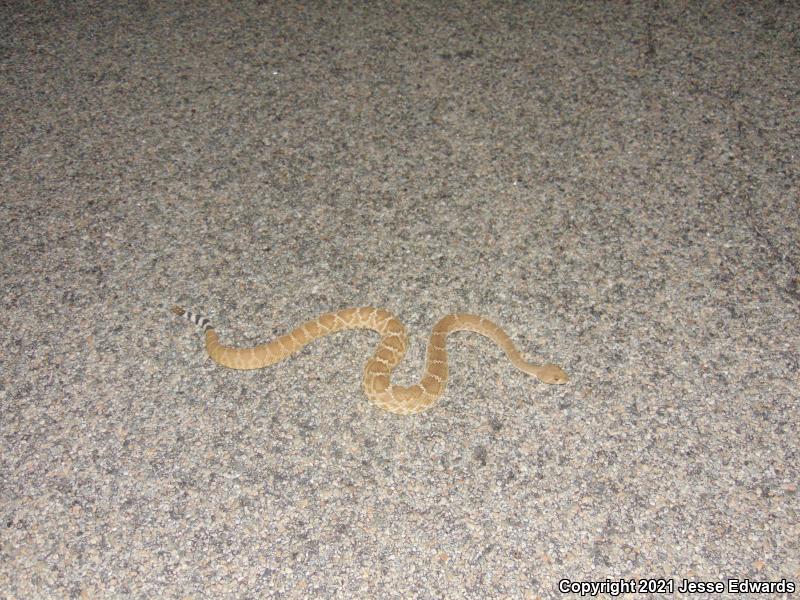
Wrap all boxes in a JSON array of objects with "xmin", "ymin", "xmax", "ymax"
[{"xmin": 539, "ymin": 364, "xmax": 569, "ymax": 384}]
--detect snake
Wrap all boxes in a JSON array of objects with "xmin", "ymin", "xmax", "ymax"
[{"xmin": 172, "ymin": 306, "xmax": 568, "ymax": 415}]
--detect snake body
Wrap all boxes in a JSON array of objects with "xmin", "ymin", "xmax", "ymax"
[{"xmin": 172, "ymin": 306, "xmax": 568, "ymax": 414}]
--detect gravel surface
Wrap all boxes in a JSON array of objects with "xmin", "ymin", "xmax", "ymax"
[{"xmin": 2, "ymin": 1, "xmax": 798, "ymax": 598}]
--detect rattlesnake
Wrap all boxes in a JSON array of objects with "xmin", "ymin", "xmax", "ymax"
[{"xmin": 172, "ymin": 306, "xmax": 568, "ymax": 414}]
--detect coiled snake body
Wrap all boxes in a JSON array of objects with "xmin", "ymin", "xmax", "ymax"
[{"xmin": 172, "ymin": 306, "xmax": 568, "ymax": 414}]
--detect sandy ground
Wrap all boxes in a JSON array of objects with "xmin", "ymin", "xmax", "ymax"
[{"xmin": 2, "ymin": 1, "xmax": 798, "ymax": 598}]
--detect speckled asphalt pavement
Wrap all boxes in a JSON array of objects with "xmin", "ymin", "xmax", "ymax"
[{"xmin": 2, "ymin": 2, "xmax": 798, "ymax": 598}]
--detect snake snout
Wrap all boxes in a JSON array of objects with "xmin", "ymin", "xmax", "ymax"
[{"xmin": 541, "ymin": 364, "xmax": 569, "ymax": 384}]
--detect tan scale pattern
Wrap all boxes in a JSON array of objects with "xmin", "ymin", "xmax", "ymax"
[{"xmin": 172, "ymin": 306, "xmax": 568, "ymax": 414}]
